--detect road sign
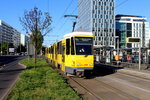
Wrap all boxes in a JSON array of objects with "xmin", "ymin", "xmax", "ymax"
[
  {"xmin": 9, "ymin": 48, "xmax": 14, "ymax": 52},
  {"xmin": 126, "ymin": 37, "xmax": 140, "ymax": 43}
]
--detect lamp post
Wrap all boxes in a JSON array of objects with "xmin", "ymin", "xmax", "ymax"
[
  {"xmin": 115, "ymin": 36, "xmax": 119, "ymax": 54},
  {"xmin": 139, "ymin": 40, "xmax": 141, "ymax": 70},
  {"xmin": 115, "ymin": 36, "xmax": 120, "ymax": 65}
]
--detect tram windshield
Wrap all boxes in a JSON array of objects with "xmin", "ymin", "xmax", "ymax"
[{"xmin": 75, "ymin": 37, "xmax": 93, "ymax": 55}]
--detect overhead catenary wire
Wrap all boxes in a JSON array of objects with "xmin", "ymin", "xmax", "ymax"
[
  {"xmin": 47, "ymin": 0, "xmax": 76, "ymax": 42},
  {"xmin": 116, "ymin": 0, "xmax": 129, "ymax": 8},
  {"xmin": 56, "ymin": 0, "xmax": 84, "ymax": 34},
  {"xmin": 57, "ymin": 0, "xmax": 129, "ymax": 39},
  {"xmin": 51, "ymin": 0, "xmax": 129, "ymax": 35},
  {"xmin": 58, "ymin": 0, "xmax": 75, "ymax": 22},
  {"xmin": 54, "ymin": 0, "xmax": 75, "ymax": 27},
  {"xmin": 46, "ymin": 0, "xmax": 129, "ymax": 46}
]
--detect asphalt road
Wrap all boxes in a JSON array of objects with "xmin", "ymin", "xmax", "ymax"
[{"xmin": 0, "ymin": 56, "xmax": 26, "ymax": 100}]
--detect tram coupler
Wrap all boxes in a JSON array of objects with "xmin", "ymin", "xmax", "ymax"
[{"xmin": 76, "ymin": 71, "xmax": 84, "ymax": 77}]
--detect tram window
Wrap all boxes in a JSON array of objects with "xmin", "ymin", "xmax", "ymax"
[
  {"xmin": 75, "ymin": 37, "xmax": 92, "ymax": 44},
  {"xmin": 75, "ymin": 37, "xmax": 93, "ymax": 55},
  {"xmin": 49, "ymin": 48, "xmax": 50, "ymax": 53},
  {"xmin": 52, "ymin": 47, "xmax": 54, "ymax": 54},
  {"xmin": 62, "ymin": 46, "xmax": 65, "ymax": 55},
  {"xmin": 57, "ymin": 43, "xmax": 60, "ymax": 54},
  {"xmin": 66, "ymin": 39, "xmax": 70, "ymax": 55},
  {"xmin": 55, "ymin": 46, "xmax": 57, "ymax": 54},
  {"xmin": 71, "ymin": 37, "xmax": 75, "ymax": 55},
  {"xmin": 50, "ymin": 48, "xmax": 51, "ymax": 53},
  {"xmin": 76, "ymin": 45, "xmax": 92, "ymax": 55},
  {"xmin": 59, "ymin": 43, "xmax": 63, "ymax": 54},
  {"xmin": 52, "ymin": 47, "xmax": 54, "ymax": 58}
]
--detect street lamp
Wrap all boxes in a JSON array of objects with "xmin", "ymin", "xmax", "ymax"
[{"xmin": 115, "ymin": 36, "xmax": 119, "ymax": 55}]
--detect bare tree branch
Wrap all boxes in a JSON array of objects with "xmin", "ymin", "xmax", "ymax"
[{"xmin": 19, "ymin": 7, "xmax": 52, "ymax": 64}]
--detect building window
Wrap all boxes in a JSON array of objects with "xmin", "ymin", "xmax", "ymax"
[
  {"xmin": 127, "ymin": 23, "xmax": 132, "ymax": 30},
  {"xmin": 127, "ymin": 31, "xmax": 132, "ymax": 37}
]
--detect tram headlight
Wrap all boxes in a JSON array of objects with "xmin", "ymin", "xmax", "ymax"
[
  {"xmin": 77, "ymin": 64, "xmax": 81, "ymax": 66},
  {"xmin": 89, "ymin": 64, "xmax": 93, "ymax": 66}
]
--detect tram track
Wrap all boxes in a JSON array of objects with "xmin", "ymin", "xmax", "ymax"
[
  {"xmin": 68, "ymin": 76, "xmax": 102, "ymax": 100},
  {"xmin": 93, "ymin": 78, "xmax": 140, "ymax": 100},
  {"xmin": 48, "ymin": 59, "xmax": 150, "ymax": 100},
  {"xmin": 73, "ymin": 77, "xmax": 140, "ymax": 100},
  {"xmin": 53, "ymin": 66, "xmax": 102, "ymax": 100},
  {"xmin": 67, "ymin": 73, "xmax": 148, "ymax": 100},
  {"xmin": 57, "ymin": 70, "xmax": 138, "ymax": 100}
]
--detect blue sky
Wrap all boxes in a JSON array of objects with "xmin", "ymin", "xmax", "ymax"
[{"xmin": 0, "ymin": 0, "xmax": 150, "ymax": 46}]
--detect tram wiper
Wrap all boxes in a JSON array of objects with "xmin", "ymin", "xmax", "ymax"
[{"xmin": 84, "ymin": 55, "xmax": 88, "ymax": 57}]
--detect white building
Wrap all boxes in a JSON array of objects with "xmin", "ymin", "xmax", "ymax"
[
  {"xmin": 20, "ymin": 34, "xmax": 30, "ymax": 46},
  {"xmin": 116, "ymin": 15, "xmax": 150, "ymax": 48},
  {"xmin": 145, "ymin": 26, "xmax": 150, "ymax": 47}
]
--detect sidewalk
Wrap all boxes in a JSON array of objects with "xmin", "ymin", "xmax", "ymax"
[{"xmin": 117, "ymin": 68, "xmax": 150, "ymax": 80}]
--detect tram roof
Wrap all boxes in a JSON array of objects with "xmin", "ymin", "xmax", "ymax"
[{"xmin": 63, "ymin": 32, "xmax": 93, "ymax": 39}]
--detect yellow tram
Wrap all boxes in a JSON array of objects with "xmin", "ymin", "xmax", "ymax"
[{"xmin": 45, "ymin": 32, "xmax": 94, "ymax": 77}]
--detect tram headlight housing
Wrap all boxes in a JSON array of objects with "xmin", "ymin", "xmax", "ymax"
[
  {"xmin": 89, "ymin": 64, "xmax": 93, "ymax": 66},
  {"xmin": 77, "ymin": 64, "xmax": 81, "ymax": 66}
]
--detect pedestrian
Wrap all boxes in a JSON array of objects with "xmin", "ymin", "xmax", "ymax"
[
  {"xmin": 115, "ymin": 54, "xmax": 119, "ymax": 61},
  {"xmin": 127, "ymin": 54, "xmax": 131, "ymax": 63}
]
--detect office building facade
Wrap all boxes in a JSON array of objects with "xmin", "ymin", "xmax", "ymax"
[
  {"xmin": 0, "ymin": 20, "xmax": 21, "ymax": 48},
  {"xmin": 78, "ymin": 0, "xmax": 115, "ymax": 48},
  {"xmin": 0, "ymin": 20, "xmax": 13, "ymax": 44},
  {"xmin": 13, "ymin": 29, "xmax": 21, "ymax": 48},
  {"xmin": 116, "ymin": 15, "xmax": 150, "ymax": 48}
]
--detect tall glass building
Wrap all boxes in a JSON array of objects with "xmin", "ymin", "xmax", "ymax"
[{"xmin": 78, "ymin": 0, "xmax": 115, "ymax": 48}]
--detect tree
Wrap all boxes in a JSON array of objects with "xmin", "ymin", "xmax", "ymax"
[
  {"xmin": 20, "ymin": 7, "xmax": 52, "ymax": 64},
  {"xmin": 8, "ymin": 43, "xmax": 14, "ymax": 48},
  {"xmin": 2, "ymin": 42, "xmax": 8, "ymax": 55},
  {"xmin": 30, "ymin": 30, "xmax": 43, "ymax": 55},
  {"xmin": 16, "ymin": 44, "xmax": 26, "ymax": 53}
]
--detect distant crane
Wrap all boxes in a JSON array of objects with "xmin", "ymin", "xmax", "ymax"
[{"xmin": 64, "ymin": 15, "xmax": 78, "ymax": 32}]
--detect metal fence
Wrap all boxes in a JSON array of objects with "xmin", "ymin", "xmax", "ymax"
[{"xmin": 94, "ymin": 48, "xmax": 150, "ymax": 70}]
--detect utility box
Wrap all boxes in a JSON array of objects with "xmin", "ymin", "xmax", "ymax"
[{"xmin": 27, "ymin": 42, "xmax": 34, "ymax": 57}]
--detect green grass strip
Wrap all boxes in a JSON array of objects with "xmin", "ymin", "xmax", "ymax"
[{"xmin": 8, "ymin": 58, "xmax": 82, "ymax": 100}]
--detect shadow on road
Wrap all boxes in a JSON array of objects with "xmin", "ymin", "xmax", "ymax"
[
  {"xmin": 0, "ymin": 68, "xmax": 25, "ymax": 73},
  {"xmin": 86, "ymin": 64, "xmax": 124, "ymax": 79},
  {"xmin": 0, "ymin": 56, "xmax": 21, "ymax": 66}
]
